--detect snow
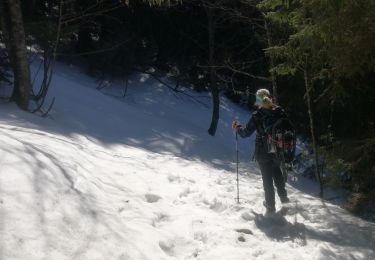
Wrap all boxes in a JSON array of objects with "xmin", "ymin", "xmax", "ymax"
[{"xmin": 0, "ymin": 61, "xmax": 374, "ymax": 260}]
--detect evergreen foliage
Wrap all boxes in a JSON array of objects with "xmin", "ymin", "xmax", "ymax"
[{"xmin": 258, "ymin": 0, "xmax": 375, "ymax": 205}]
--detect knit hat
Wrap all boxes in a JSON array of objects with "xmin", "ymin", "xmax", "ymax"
[
  {"xmin": 255, "ymin": 88, "xmax": 271, "ymax": 98},
  {"xmin": 255, "ymin": 88, "xmax": 273, "ymax": 106}
]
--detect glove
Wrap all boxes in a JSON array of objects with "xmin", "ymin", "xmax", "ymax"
[{"xmin": 231, "ymin": 120, "xmax": 241, "ymax": 131}]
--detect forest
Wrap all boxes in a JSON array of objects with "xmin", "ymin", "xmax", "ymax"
[{"xmin": 1, "ymin": 0, "xmax": 374, "ymax": 215}]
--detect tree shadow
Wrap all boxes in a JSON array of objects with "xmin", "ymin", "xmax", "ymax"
[
  {"xmin": 0, "ymin": 131, "xmax": 100, "ymax": 259},
  {"xmin": 4, "ymin": 61, "xmax": 254, "ymax": 173},
  {"xmin": 0, "ymin": 127, "xmax": 156, "ymax": 259}
]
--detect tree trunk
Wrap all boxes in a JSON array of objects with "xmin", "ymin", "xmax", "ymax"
[
  {"xmin": 0, "ymin": 0, "xmax": 31, "ymax": 110},
  {"xmin": 24, "ymin": 0, "xmax": 37, "ymax": 17},
  {"xmin": 0, "ymin": 2, "xmax": 12, "ymax": 62},
  {"xmin": 304, "ymin": 69, "xmax": 324, "ymax": 197},
  {"xmin": 264, "ymin": 17, "xmax": 278, "ymax": 104},
  {"xmin": 206, "ymin": 5, "xmax": 219, "ymax": 136}
]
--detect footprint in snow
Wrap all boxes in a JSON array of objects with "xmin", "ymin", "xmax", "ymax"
[
  {"xmin": 226, "ymin": 186, "xmax": 235, "ymax": 192},
  {"xmin": 237, "ymin": 236, "xmax": 246, "ymax": 242},
  {"xmin": 145, "ymin": 193, "xmax": 162, "ymax": 203},
  {"xmin": 191, "ymin": 220, "xmax": 208, "ymax": 243},
  {"xmin": 235, "ymin": 228, "xmax": 253, "ymax": 243},
  {"xmin": 209, "ymin": 200, "xmax": 227, "ymax": 212},
  {"xmin": 241, "ymin": 212, "xmax": 255, "ymax": 221},
  {"xmin": 152, "ymin": 212, "xmax": 170, "ymax": 227},
  {"xmin": 215, "ymin": 179, "xmax": 225, "ymax": 185},
  {"xmin": 159, "ymin": 238, "xmax": 198, "ymax": 258},
  {"xmin": 159, "ymin": 240, "xmax": 175, "ymax": 256},
  {"xmin": 193, "ymin": 231, "xmax": 208, "ymax": 243},
  {"xmin": 202, "ymin": 198, "xmax": 227, "ymax": 212},
  {"xmin": 188, "ymin": 178, "xmax": 196, "ymax": 184},
  {"xmin": 235, "ymin": 228, "xmax": 253, "ymax": 235},
  {"xmin": 168, "ymin": 175, "xmax": 181, "ymax": 183},
  {"xmin": 179, "ymin": 187, "xmax": 191, "ymax": 198}
]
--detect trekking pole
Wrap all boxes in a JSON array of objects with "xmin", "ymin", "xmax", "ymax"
[{"xmin": 236, "ymin": 132, "xmax": 240, "ymax": 204}]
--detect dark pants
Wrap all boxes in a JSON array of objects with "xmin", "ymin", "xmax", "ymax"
[{"xmin": 258, "ymin": 157, "xmax": 287, "ymax": 210}]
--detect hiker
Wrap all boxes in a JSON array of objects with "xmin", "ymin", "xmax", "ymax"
[{"xmin": 232, "ymin": 89, "xmax": 290, "ymax": 214}]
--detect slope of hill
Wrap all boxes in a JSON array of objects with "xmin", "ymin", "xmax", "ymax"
[{"xmin": 0, "ymin": 62, "xmax": 374, "ymax": 260}]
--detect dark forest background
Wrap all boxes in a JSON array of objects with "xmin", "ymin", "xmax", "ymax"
[{"xmin": 1, "ymin": 0, "xmax": 374, "ymax": 216}]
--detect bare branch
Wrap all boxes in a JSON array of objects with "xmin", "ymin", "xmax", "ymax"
[
  {"xmin": 133, "ymin": 68, "xmax": 209, "ymax": 108},
  {"xmin": 61, "ymin": 3, "xmax": 123, "ymax": 25},
  {"xmin": 197, "ymin": 63, "xmax": 271, "ymax": 82},
  {"xmin": 32, "ymin": 0, "xmax": 64, "ymax": 116},
  {"xmin": 41, "ymin": 97, "xmax": 56, "ymax": 117},
  {"xmin": 56, "ymin": 38, "xmax": 134, "ymax": 57},
  {"xmin": 314, "ymin": 85, "xmax": 334, "ymax": 103}
]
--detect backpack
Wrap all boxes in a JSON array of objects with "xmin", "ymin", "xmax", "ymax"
[
  {"xmin": 259, "ymin": 108, "xmax": 296, "ymax": 164},
  {"xmin": 268, "ymin": 118, "xmax": 296, "ymax": 164}
]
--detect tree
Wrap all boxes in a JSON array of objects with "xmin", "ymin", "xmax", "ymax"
[
  {"xmin": 201, "ymin": 0, "xmax": 267, "ymax": 135},
  {"xmin": 0, "ymin": 0, "xmax": 179, "ymax": 111},
  {"xmin": 259, "ymin": 0, "xmax": 328, "ymax": 197},
  {"xmin": 0, "ymin": 0, "xmax": 31, "ymax": 110},
  {"xmin": 203, "ymin": 1, "xmax": 219, "ymax": 136},
  {"xmin": 305, "ymin": 0, "xmax": 375, "ymax": 77}
]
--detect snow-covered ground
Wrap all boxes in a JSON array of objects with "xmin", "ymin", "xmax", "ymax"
[{"xmin": 0, "ymin": 62, "xmax": 374, "ymax": 260}]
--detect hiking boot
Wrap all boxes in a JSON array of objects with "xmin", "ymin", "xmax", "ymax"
[
  {"xmin": 265, "ymin": 208, "xmax": 276, "ymax": 216},
  {"xmin": 263, "ymin": 201, "xmax": 276, "ymax": 214},
  {"xmin": 280, "ymin": 197, "xmax": 290, "ymax": 204}
]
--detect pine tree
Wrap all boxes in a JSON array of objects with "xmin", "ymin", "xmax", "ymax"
[{"xmin": 259, "ymin": 0, "xmax": 329, "ymax": 197}]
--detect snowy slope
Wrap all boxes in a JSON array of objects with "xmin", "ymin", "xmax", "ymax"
[{"xmin": 0, "ymin": 62, "xmax": 374, "ymax": 260}]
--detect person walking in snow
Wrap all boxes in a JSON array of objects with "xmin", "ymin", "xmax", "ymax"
[{"xmin": 232, "ymin": 89, "xmax": 290, "ymax": 214}]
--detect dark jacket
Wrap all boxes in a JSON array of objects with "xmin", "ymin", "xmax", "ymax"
[{"xmin": 237, "ymin": 106, "xmax": 286, "ymax": 162}]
